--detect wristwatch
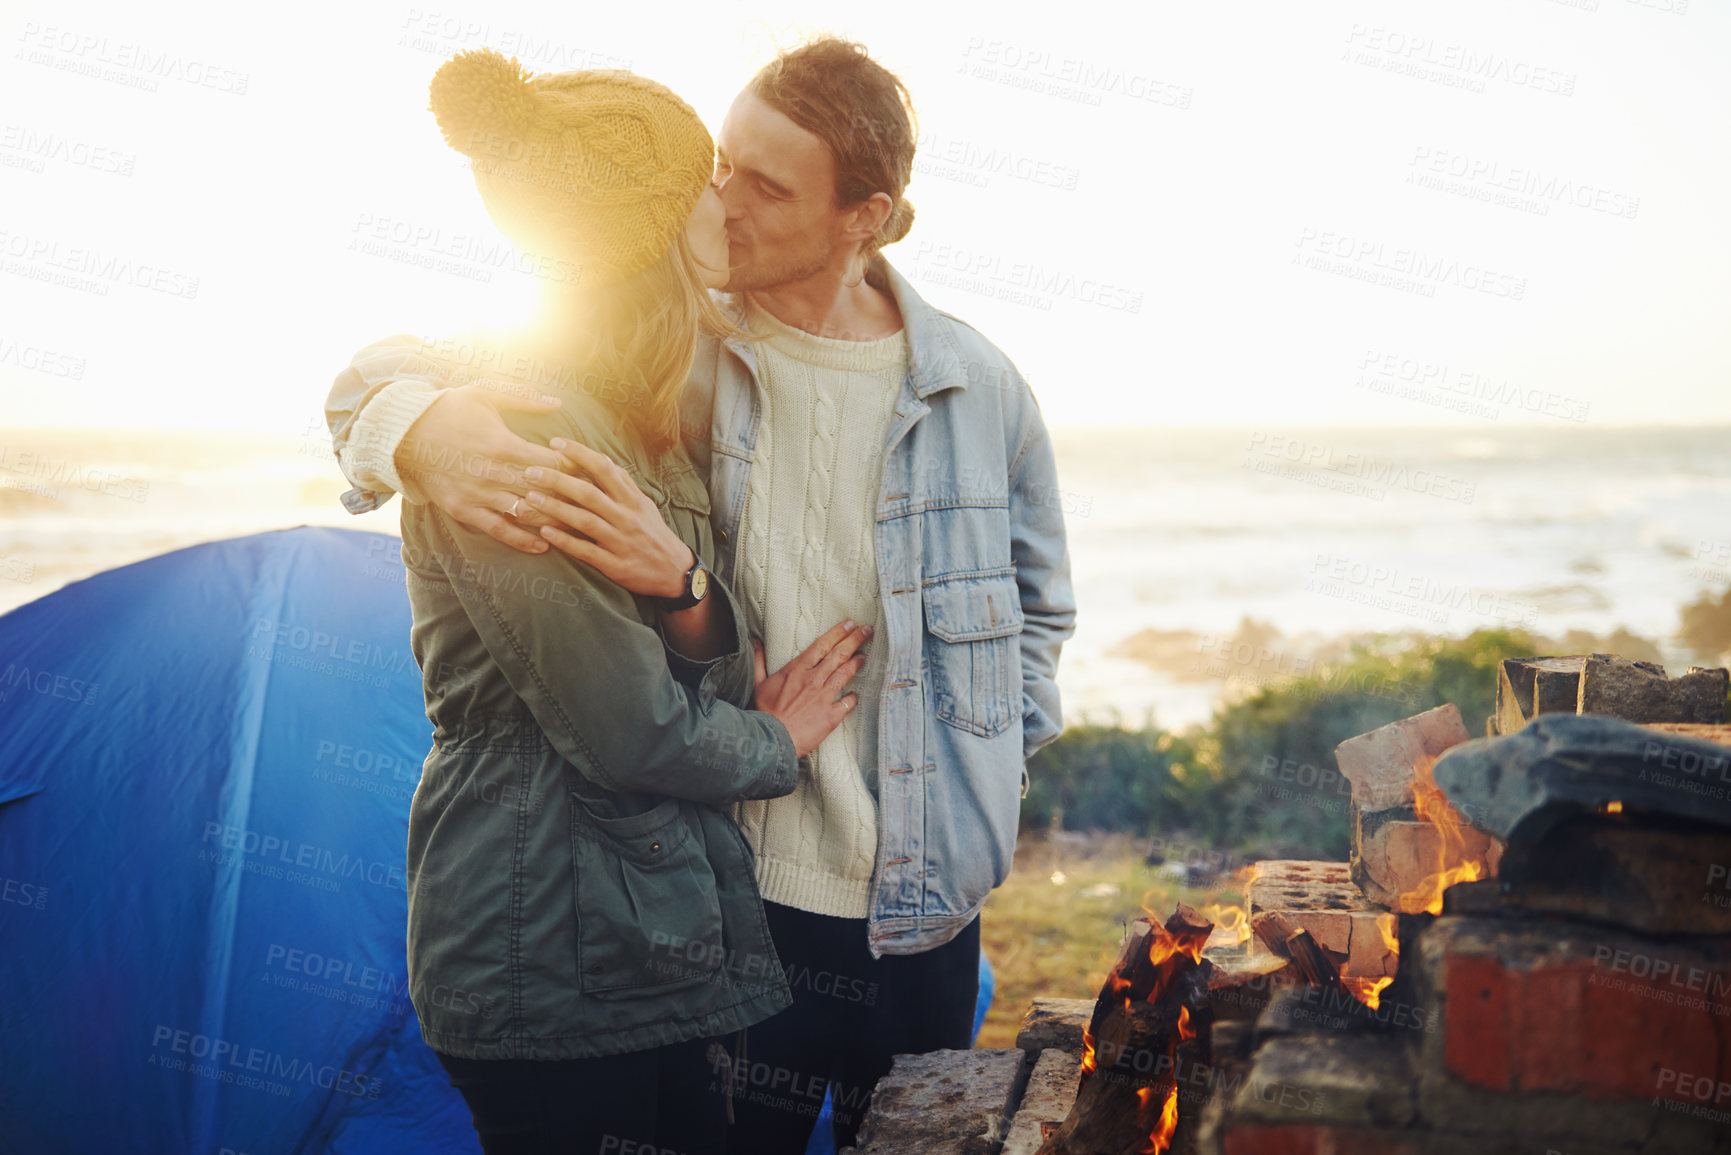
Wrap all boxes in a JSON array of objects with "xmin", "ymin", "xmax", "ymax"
[{"xmin": 661, "ymin": 554, "xmax": 711, "ymax": 611}]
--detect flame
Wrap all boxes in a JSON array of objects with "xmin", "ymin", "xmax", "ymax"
[
  {"xmin": 1140, "ymin": 1086, "xmax": 1180, "ymax": 1154},
  {"xmin": 1398, "ymin": 753, "xmax": 1487, "ymax": 915},
  {"xmin": 1141, "ymin": 919, "xmax": 1209, "ymax": 1152},
  {"xmin": 1075, "ymin": 911, "xmax": 1212, "ymax": 1154},
  {"xmin": 1339, "ymin": 910, "xmax": 1401, "ymax": 1010},
  {"xmin": 1201, "ymin": 901, "xmax": 1250, "ymax": 947},
  {"xmin": 1342, "ymin": 974, "xmax": 1394, "ymax": 1009}
]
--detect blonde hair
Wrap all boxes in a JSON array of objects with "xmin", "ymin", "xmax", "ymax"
[{"xmin": 575, "ymin": 231, "xmax": 739, "ymax": 456}]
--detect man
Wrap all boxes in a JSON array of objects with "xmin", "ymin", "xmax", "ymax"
[{"xmin": 327, "ymin": 37, "xmax": 1074, "ymax": 1153}]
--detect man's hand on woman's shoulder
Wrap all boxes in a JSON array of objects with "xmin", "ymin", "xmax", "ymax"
[{"xmin": 398, "ymin": 382, "xmax": 568, "ymax": 553}]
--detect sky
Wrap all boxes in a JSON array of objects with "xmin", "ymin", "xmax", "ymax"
[{"xmin": 2, "ymin": 0, "xmax": 1727, "ymax": 433}]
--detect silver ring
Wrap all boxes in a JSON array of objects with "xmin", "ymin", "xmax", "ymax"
[{"xmin": 509, "ymin": 497, "xmax": 522, "ymax": 519}]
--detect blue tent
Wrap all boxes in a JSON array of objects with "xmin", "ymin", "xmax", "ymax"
[
  {"xmin": 0, "ymin": 527, "xmax": 993, "ymax": 1155},
  {"xmin": 0, "ymin": 527, "xmax": 465, "ymax": 1155}
]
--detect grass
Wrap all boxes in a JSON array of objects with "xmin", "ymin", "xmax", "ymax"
[{"xmin": 974, "ymin": 831, "xmax": 1249, "ymax": 1049}]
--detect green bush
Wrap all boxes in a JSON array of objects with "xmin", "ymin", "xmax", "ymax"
[
  {"xmin": 1021, "ymin": 724, "xmax": 1199, "ymax": 834},
  {"xmin": 1024, "ymin": 628, "xmax": 1538, "ymax": 861}
]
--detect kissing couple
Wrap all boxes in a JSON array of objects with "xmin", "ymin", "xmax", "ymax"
[{"xmin": 325, "ymin": 35, "xmax": 1075, "ymax": 1155}]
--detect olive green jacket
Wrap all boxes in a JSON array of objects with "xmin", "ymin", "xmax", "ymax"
[{"xmin": 388, "ymin": 345, "xmax": 798, "ymax": 1059}]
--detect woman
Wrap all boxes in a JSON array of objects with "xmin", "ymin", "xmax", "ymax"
[{"xmin": 397, "ymin": 49, "xmax": 867, "ymax": 1153}]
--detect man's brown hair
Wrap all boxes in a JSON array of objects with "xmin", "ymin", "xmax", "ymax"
[{"xmin": 749, "ymin": 37, "xmax": 917, "ymax": 259}]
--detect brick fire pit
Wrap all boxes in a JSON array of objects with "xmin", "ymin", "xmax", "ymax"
[{"xmin": 839, "ymin": 654, "xmax": 1731, "ymax": 1155}]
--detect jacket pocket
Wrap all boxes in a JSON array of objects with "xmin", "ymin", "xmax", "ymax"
[
  {"xmin": 569, "ymin": 796, "xmax": 726, "ymax": 996},
  {"xmin": 922, "ymin": 570, "xmax": 1024, "ymax": 740}
]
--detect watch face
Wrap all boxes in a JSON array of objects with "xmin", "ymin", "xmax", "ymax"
[{"xmin": 691, "ymin": 566, "xmax": 709, "ymax": 600}]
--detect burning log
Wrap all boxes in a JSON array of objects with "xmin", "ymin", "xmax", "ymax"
[
  {"xmin": 1036, "ymin": 905, "xmax": 1215, "ymax": 1155},
  {"xmin": 1254, "ymin": 911, "xmax": 1347, "ymax": 989},
  {"xmin": 1281, "ymin": 928, "xmax": 1341, "ymax": 990}
]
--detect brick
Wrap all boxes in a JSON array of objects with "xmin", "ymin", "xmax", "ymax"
[
  {"xmin": 1497, "ymin": 656, "xmax": 1588, "ymax": 734},
  {"xmin": 1207, "ymin": 944, "xmax": 1297, "ymax": 1023},
  {"xmin": 1335, "ymin": 704, "xmax": 1471, "ymax": 812},
  {"xmin": 1014, "ymin": 997, "xmax": 1092, "ymax": 1055},
  {"xmin": 1493, "ymin": 816, "xmax": 1731, "ymax": 936},
  {"xmin": 1533, "ymin": 663, "xmax": 1585, "ymax": 717},
  {"xmin": 1414, "ymin": 918, "xmax": 1731, "ymax": 1106},
  {"xmin": 1217, "ymin": 1127, "xmax": 1421, "ymax": 1155},
  {"xmin": 1579, "ymin": 655, "xmax": 1728, "ymax": 724},
  {"xmin": 841, "ymin": 1048, "xmax": 1028, "ymax": 1155},
  {"xmin": 1352, "ymin": 816, "xmax": 1503, "ymax": 913},
  {"xmin": 1202, "ymin": 1037, "xmax": 1421, "ymax": 1153},
  {"xmin": 1643, "ymin": 722, "xmax": 1731, "ymax": 749},
  {"xmin": 1249, "ymin": 861, "xmax": 1399, "ymax": 979},
  {"xmin": 1229, "ymin": 1035, "xmax": 1416, "ymax": 1129},
  {"xmin": 998, "ymin": 1047, "xmax": 1080, "ymax": 1155}
]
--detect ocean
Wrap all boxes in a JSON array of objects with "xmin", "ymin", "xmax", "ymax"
[{"xmin": 3, "ymin": 424, "xmax": 1727, "ymax": 731}]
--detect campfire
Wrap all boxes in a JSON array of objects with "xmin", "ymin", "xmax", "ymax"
[
  {"xmin": 993, "ymin": 652, "xmax": 1731, "ymax": 1155},
  {"xmin": 1036, "ymin": 904, "xmax": 1213, "ymax": 1155}
]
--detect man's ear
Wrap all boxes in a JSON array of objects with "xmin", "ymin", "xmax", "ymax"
[{"xmin": 842, "ymin": 192, "xmax": 894, "ymax": 244}]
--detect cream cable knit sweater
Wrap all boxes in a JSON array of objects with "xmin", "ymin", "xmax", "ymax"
[{"xmin": 732, "ymin": 302, "xmax": 908, "ymax": 918}]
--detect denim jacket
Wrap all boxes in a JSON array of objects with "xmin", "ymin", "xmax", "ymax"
[{"xmin": 327, "ymin": 258, "xmax": 1076, "ymax": 957}]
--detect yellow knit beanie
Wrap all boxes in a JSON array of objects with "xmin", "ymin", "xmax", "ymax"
[{"xmin": 428, "ymin": 49, "xmax": 714, "ymax": 288}]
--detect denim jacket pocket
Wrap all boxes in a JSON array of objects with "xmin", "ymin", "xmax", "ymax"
[
  {"xmin": 922, "ymin": 570, "xmax": 1024, "ymax": 739},
  {"xmin": 569, "ymin": 796, "xmax": 725, "ymax": 996}
]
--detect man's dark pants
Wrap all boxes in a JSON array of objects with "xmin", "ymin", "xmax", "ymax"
[{"xmin": 723, "ymin": 900, "xmax": 982, "ymax": 1154}]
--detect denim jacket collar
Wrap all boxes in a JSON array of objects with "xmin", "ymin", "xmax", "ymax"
[{"xmin": 719, "ymin": 257, "xmax": 967, "ymax": 402}]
